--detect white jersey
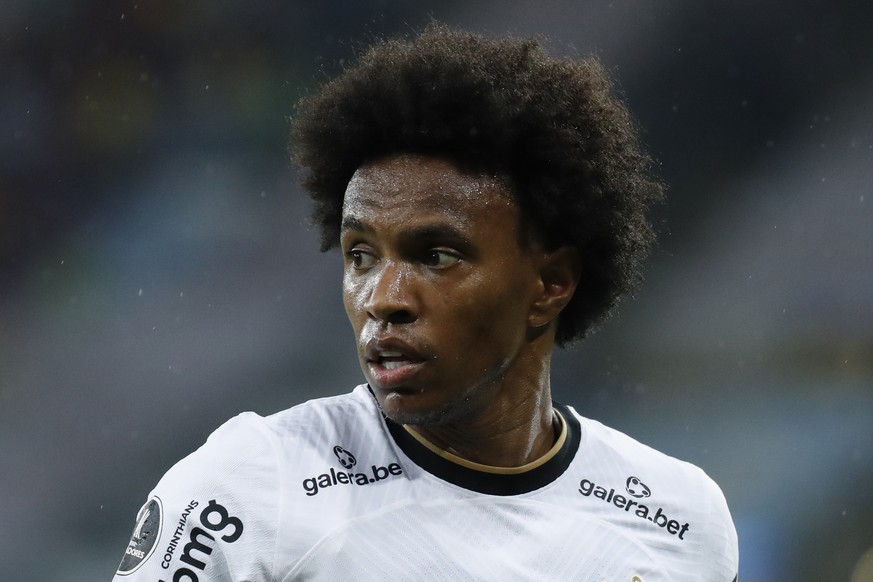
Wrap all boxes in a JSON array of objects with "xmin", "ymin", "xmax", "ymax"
[{"xmin": 113, "ymin": 384, "xmax": 738, "ymax": 582}]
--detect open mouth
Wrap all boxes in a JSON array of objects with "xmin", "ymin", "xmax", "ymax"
[
  {"xmin": 364, "ymin": 340, "xmax": 426, "ymax": 388},
  {"xmin": 377, "ymin": 351, "xmax": 418, "ymax": 370},
  {"xmin": 362, "ymin": 335, "xmax": 429, "ymax": 389}
]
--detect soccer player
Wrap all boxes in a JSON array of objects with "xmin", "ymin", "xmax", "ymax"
[{"xmin": 113, "ymin": 25, "xmax": 738, "ymax": 581}]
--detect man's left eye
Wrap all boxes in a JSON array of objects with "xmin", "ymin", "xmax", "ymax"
[{"xmin": 423, "ymin": 250, "xmax": 460, "ymax": 268}]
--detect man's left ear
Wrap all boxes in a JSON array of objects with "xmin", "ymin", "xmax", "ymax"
[{"xmin": 528, "ymin": 245, "xmax": 581, "ymax": 329}]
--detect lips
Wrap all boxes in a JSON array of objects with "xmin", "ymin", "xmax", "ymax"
[
  {"xmin": 364, "ymin": 337, "xmax": 426, "ymax": 388},
  {"xmin": 378, "ymin": 351, "xmax": 416, "ymax": 370},
  {"xmin": 365, "ymin": 337, "xmax": 424, "ymax": 364}
]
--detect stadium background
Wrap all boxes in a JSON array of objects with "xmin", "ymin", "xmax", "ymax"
[{"xmin": 1, "ymin": 1, "xmax": 872, "ymax": 580}]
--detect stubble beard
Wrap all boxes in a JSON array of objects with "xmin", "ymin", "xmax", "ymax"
[{"xmin": 379, "ymin": 373, "xmax": 504, "ymax": 429}]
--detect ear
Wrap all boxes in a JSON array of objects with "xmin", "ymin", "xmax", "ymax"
[{"xmin": 528, "ymin": 245, "xmax": 581, "ymax": 329}]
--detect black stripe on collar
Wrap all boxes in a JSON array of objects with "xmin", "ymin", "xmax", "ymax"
[{"xmin": 384, "ymin": 403, "xmax": 581, "ymax": 496}]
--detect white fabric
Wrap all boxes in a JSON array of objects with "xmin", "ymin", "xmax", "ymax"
[{"xmin": 113, "ymin": 384, "xmax": 738, "ymax": 581}]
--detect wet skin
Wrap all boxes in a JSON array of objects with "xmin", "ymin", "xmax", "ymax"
[{"xmin": 341, "ymin": 154, "xmax": 580, "ymax": 467}]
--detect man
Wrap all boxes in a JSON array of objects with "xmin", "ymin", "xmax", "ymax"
[{"xmin": 113, "ymin": 25, "xmax": 738, "ymax": 581}]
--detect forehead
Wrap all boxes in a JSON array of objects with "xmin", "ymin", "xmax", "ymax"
[{"xmin": 342, "ymin": 154, "xmax": 516, "ymax": 222}]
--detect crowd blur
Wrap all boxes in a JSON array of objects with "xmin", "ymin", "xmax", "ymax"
[{"xmin": 1, "ymin": 1, "xmax": 871, "ymax": 580}]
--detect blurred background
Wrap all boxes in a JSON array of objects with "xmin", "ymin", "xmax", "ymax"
[{"xmin": 1, "ymin": 0, "xmax": 872, "ymax": 580}]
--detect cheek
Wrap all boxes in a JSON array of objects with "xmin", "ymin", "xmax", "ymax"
[
  {"xmin": 342, "ymin": 274, "xmax": 366, "ymax": 323},
  {"xmin": 440, "ymin": 283, "xmax": 528, "ymax": 346},
  {"xmin": 437, "ymin": 295, "xmax": 526, "ymax": 381}
]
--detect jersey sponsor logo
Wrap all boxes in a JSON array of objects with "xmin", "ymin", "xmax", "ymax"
[
  {"xmin": 160, "ymin": 500, "xmax": 198, "ymax": 569},
  {"xmin": 116, "ymin": 496, "xmax": 162, "ymax": 575},
  {"xmin": 333, "ymin": 445, "xmax": 357, "ymax": 469},
  {"xmin": 158, "ymin": 499, "xmax": 244, "ymax": 582},
  {"xmin": 578, "ymin": 477, "xmax": 690, "ymax": 540},
  {"xmin": 301, "ymin": 446, "xmax": 403, "ymax": 496},
  {"xmin": 625, "ymin": 476, "xmax": 651, "ymax": 498}
]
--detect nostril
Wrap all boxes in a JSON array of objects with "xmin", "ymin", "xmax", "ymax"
[
  {"xmin": 370, "ymin": 308, "xmax": 415, "ymax": 325},
  {"xmin": 386, "ymin": 309, "xmax": 416, "ymax": 324}
]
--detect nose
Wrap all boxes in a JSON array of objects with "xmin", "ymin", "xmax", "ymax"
[{"xmin": 364, "ymin": 260, "xmax": 417, "ymax": 325}]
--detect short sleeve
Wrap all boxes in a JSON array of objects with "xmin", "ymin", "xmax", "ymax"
[
  {"xmin": 698, "ymin": 469, "xmax": 739, "ymax": 582},
  {"xmin": 111, "ymin": 412, "xmax": 281, "ymax": 582}
]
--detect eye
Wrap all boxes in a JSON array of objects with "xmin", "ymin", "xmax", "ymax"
[
  {"xmin": 347, "ymin": 249, "xmax": 377, "ymax": 269},
  {"xmin": 423, "ymin": 250, "xmax": 461, "ymax": 269}
]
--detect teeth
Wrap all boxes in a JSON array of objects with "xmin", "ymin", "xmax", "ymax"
[
  {"xmin": 383, "ymin": 360, "xmax": 412, "ymax": 370},
  {"xmin": 380, "ymin": 351, "xmax": 403, "ymax": 358}
]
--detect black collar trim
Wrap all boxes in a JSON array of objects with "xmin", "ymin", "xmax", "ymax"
[{"xmin": 383, "ymin": 402, "xmax": 581, "ymax": 496}]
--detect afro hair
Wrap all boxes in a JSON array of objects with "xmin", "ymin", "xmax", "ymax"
[{"xmin": 291, "ymin": 24, "xmax": 664, "ymax": 345}]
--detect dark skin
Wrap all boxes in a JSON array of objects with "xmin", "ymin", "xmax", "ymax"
[{"xmin": 340, "ymin": 154, "xmax": 581, "ymax": 468}]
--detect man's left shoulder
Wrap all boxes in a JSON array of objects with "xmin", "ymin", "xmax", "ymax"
[
  {"xmin": 570, "ymin": 409, "xmax": 737, "ymax": 549},
  {"xmin": 570, "ymin": 408, "xmax": 739, "ymax": 577},
  {"xmin": 573, "ymin": 410, "xmax": 723, "ymax": 497}
]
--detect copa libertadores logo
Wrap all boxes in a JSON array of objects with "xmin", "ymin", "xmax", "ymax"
[
  {"xmin": 302, "ymin": 445, "xmax": 403, "ymax": 496},
  {"xmin": 117, "ymin": 497, "xmax": 163, "ymax": 575}
]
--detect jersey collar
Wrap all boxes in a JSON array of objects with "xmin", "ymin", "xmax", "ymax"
[{"xmin": 378, "ymin": 394, "xmax": 581, "ymax": 496}]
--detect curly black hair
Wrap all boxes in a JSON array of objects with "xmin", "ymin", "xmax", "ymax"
[{"xmin": 290, "ymin": 24, "xmax": 664, "ymax": 345}]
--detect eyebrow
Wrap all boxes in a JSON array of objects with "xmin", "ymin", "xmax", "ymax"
[
  {"xmin": 341, "ymin": 217, "xmax": 473, "ymax": 249},
  {"xmin": 400, "ymin": 224, "xmax": 472, "ymax": 247},
  {"xmin": 340, "ymin": 216, "xmax": 368, "ymax": 233}
]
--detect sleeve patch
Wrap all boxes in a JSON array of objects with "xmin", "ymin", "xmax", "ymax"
[{"xmin": 116, "ymin": 497, "xmax": 163, "ymax": 575}]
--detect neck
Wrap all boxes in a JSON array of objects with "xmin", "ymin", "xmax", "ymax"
[{"xmin": 408, "ymin": 348, "xmax": 557, "ymax": 468}]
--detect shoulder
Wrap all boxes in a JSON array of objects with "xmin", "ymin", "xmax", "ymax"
[
  {"xmin": 568, "ymin": 408, "xmax": 739, "ymax": 579},
  {"xmin": 114, "ymin": 386, "xmax": 377, "ymax": 581},
  {"xmin": 262, "ymin": 384, "xmax": 382, "ymax": 435},
  {"xmin": 259, "ymin": 385, "xmax": 387, "ymax": 458},
  {"xmin": 570, "ymin": 407, "xmax": 724, "ymax": 499},
  {"xmin": 163, "ymin": 385, "xmax": 379, "ymax": 487},
  {"xmin": 113, "ymin": 411, "xmax": 279, "ymax": 580}
]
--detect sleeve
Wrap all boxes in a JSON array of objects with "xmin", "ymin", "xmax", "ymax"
[
  {"xmin": 699, "ymin": 470, "xmax": 739, "ymax": 582},
  {"xmin": 111, "ymin": 412, "xmax": 281, "ymax": 582}
]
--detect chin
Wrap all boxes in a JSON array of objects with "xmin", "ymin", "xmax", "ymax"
[{"xmin": 378, "ymin": 388, "xmax": 475, "ymax": 427}]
